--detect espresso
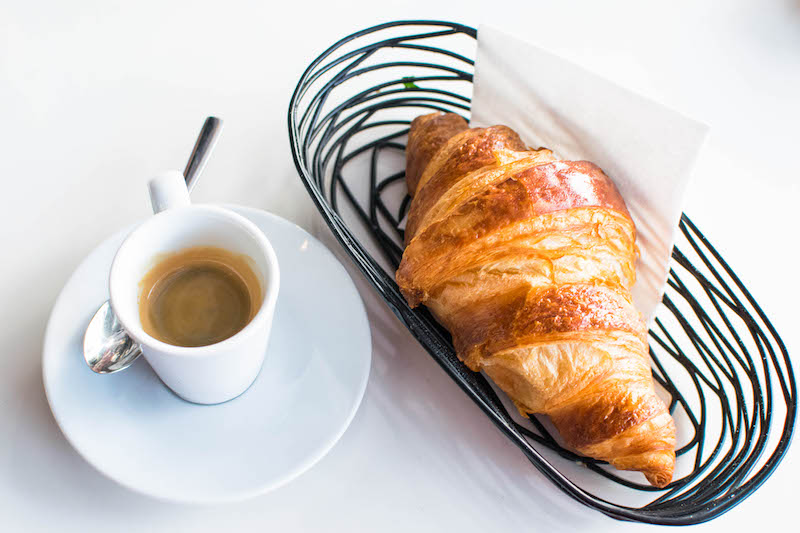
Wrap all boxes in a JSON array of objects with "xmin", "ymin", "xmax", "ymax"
[{"xmin": 139, "ymin": 246, "xmax": 262, "ymax": 347}]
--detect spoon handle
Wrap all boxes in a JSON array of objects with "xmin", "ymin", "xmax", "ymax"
[{"xmin": 184, "ymin": 116, "xmax": 223, "ymax": 191}]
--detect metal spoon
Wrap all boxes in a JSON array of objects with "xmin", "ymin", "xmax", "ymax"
[{"xmin": 83, "ymin": 116, "xmax": 223, "ymax": 374}]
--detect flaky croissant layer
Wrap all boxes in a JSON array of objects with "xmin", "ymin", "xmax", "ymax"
[{"xmin": 397, "ymin": 112, "xmax": 676, "ymax": 487}]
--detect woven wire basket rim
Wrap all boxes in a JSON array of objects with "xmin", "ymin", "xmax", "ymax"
[{"xmin": 287, "ymin": 19, "xmax": 796, "ymax": 525}]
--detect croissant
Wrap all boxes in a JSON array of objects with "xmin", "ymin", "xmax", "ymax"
[{"xmin": 396, "ymin": 112, "xmax": 676, "ymax": 487}]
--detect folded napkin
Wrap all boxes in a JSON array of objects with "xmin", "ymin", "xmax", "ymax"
[{"xmin": 471, "ymin": 25, "xmax": 708, "ymax": 323}]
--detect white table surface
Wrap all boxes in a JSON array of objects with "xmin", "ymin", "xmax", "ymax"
[{"xmin": 2, "ymin": 1, "xmax": 798, "ymax": 531}]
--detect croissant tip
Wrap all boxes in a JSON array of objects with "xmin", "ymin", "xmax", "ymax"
[
  {"xmin": 397, "ymin": 285, "xmax": 424, "ymax": 308},
  {"xmin": 644, "ymin": 470, "xmax": 673, "ymax": 489}
]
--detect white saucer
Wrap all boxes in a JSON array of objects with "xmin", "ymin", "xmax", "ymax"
[{"xmin": 42, "ymin": 206, "xmax": 371, "ymax": 504}]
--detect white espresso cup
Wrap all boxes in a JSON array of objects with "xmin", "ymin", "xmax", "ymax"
[{"xmin": 109, "ymin": 171, "xmax": 280, "ymax": 404}]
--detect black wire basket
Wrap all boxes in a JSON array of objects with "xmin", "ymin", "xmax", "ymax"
[{"xmin": 287, "ymin": 20, "xmax": 796, "ymax": 525}]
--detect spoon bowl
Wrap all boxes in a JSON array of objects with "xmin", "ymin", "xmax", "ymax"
[{"xmin": 84, "ymin": 301, "xmax": 142, "ymax": 373}]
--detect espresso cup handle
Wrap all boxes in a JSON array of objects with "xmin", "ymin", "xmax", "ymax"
[{"xmin": 148, "ymin": 171, "xmax": 191, "ymax": 214}]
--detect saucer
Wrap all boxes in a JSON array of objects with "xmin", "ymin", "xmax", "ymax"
[{"xmin": 42, "ymin": 206, "xmax": 371, "ymax": 504}]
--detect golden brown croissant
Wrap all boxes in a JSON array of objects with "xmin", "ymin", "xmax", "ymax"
[{"xmin": 397, "ymin": 112, "xmax": 676, "ymax": 487}]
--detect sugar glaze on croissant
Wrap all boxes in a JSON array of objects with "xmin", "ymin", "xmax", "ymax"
[{"xmin": 396, "ymin": 112, "xmax": 676, "ymax": 487}]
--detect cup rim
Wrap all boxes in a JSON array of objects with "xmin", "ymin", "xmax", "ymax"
[{"xmin": 109, "ymin": 204, "xmax": 280, "ymax": 357}]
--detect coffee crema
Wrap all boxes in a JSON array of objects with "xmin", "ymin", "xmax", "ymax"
[{"xmin": 138, "ymin": 246, "xmax": 262, "ymax": 347}]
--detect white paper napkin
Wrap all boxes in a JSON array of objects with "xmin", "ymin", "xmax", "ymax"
[{"xmin": 470, "ymin": 25, "xmax": 709, "ymax": 323}]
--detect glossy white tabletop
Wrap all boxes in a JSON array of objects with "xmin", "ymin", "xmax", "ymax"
[{"xmin": 1, "ymin": 1, "xmax": 797, "ymax": 531}]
